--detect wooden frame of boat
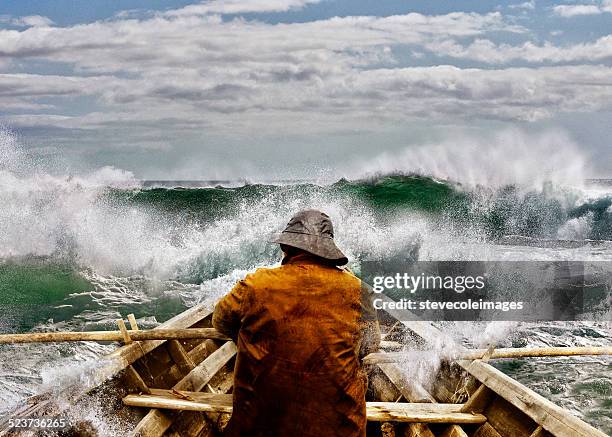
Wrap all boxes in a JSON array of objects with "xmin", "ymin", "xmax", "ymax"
[{"xmin": 0, "ymin": 297, "xmax": 608, "ymax": 437}]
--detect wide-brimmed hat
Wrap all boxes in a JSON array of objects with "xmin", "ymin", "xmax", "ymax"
[{"xmin": 272, "ymin": 209, "xmax": 348, "ymax": 265}]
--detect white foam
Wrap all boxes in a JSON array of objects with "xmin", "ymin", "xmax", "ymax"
[{"xmin": 344, "ymin": 128, "xmax": 588, "ymax": 189}]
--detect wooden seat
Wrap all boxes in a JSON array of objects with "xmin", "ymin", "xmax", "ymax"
[{"xmin": 123, "ymin": 390, "xmax": 487, "ymax": 425}]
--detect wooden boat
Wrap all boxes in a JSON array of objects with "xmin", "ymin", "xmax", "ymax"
[{"xmin": 0, "ymin": 296, "xmax": 608, "ymax": 437}]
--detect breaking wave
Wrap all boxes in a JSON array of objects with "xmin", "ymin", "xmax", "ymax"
[{"xmin": 0, "ymin": 129, "xmax": 611, "ymax": 432}]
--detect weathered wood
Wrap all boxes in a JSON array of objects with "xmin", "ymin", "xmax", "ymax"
[
  {"xmin": 133, "ymin": 409, "xmax": 173, "ymax": 437},
  {"xmin": 174, "ymin": 342, "xmax": 236, "ymax": 392},
  {"xmin": 132, "ymin": 341, "xmax": 237, "ymax": 437},
  {"xmin": 457, "ymin": 359, "xmax": 608, "ymax": 437},
  {"xmin": 440, "ymin": 425, "xmax": 468, "ymax": 437},
  {"xmin": 117, "ymin": 319, "xmax": 132, "ymax": 344},
  {"xmin": 460, "ymin": 384, "xmax": 495, "ymax": 413},
  {"xmin": 167, "ymin": 340, "xmax": 196, "ymax": 374},
  {"xmin": 0, "ymin": 306, "xmax": 216, "ymax": 437},
  {"xmin": 403, "ymin": 423, "xmax": 434, "ymax": 437},
  {"xmin": 170, "ymin": 371, "xmax": 235, "ymax": 437},
  {"xmin": 529, "ymin": 426, "xmax": 546, "ymax": 437},
  {"xmin": 473, "ymin": 423, "xmax": 503, "ymax": 437},
  {"xmin": 128, "ymin": 314, "xmax": 139, "ymax": 331},
  {"xmin": 484, "ymin": 396, "xmax": 537, "ymax": 437},
  {"xmin": 125, "ymin": 391, "xmax": 231, "ymax": 413},
  {"xmin": 379, "ymin": 295, "xmax": 608, "ymax": 436},
  {"xmin": 124, "ymin": 365, "xmax": 151, "ymax": 395},
  {"xmin": 379, "ymin": 293, "xmax": 474, "ymax": 437},
  {"xmin": 124, "ymin": 391, "xmax": 486, "ymax": 424},
  {"xmin": 374, "ymin": 339, "xmax": 458, "ymax": 437},
  {"xmin": 105, "ymin": 304, "xmax": 214, "ymax": 373},
  {"xmin": 432, "ymin": 383, "xmax": 455, "ymax": 404},
  {"xmin": 5, "ymin": 292, "xmax": 609, "ymax": 437},
  {"xmin": 364, "ymin": 346, "xmax": 612, "ymax": 365},
  {"xmin": 381, "ymin": 422, "xmax": 396, "ymax": 437},
  {"xmin": 370, "ymin": 370, "xmax": 403, "ymax": 402},
  {"xmin": 0, "ymin": 327, "xmax": 228, "ymax": 344},
  {"xmin": 164, "ymin": 340, "xmax": 218, "ymax": 386},
  {"xmin": 169, "ymin": 411, "xmax": 213, "ymax": 437},
  {"xmin": 378, "ymin": 363, "xmax": 436, "ymax": 403}
]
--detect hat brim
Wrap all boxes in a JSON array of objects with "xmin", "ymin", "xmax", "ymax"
[{"xmin": 271, "ymin": 231, "xmax": 348, "ymax": 265}]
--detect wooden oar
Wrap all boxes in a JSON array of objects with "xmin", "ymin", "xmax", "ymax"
[
  {"xmin": 0, "ymin": 327, "xmax": 229, "ymax": 344},
  {"xmin": 363, "ymin": 346, "xmax": 612, "ymax": 365}
]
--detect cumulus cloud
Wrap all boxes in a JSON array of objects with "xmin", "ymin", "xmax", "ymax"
[
  {"xmin": 4, "ymin": 64, "xmax": 612, "ymax": 134},
  {"xmin": 553, "ymin": 1, "xmax": 612, "ymax": 17},
  {"xmin": 0, "ymin": 15, "xmax": 54, "ymax": 28},
  {"xmin": 508, "ymin": 1, "xmax": 536, "ymax": 10},
  {"xmin": 0, "ymin": 73, "xmax": 114, "ymax": 97},
  {"xmin": 0, "ymin": 1, "xmax": 610, "ymax": 169},
  {"xmin": 427, "ymin": 35, "xmax": 612, "ymax": 63},
  {"xmin": 164, "ymin": 0, "xmax": 322, "ymax": 16}
]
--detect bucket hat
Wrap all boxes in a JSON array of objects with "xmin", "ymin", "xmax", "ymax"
[{"xmin": 272, "ymin": 209, "xmax": 348, "ymax": 265}]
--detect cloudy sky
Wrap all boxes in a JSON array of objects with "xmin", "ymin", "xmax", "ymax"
[{"xmin": 1, "ymin": 0, "xmax": 611, "ymax": 180}]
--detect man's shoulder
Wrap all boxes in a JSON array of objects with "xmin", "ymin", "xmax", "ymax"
[
  {"xmin": 245, "ymin": 263, "xmax": 362, "ymax": 288},
  {"xmin": 241, "ymin": 265, "xmax": 282, "ymax": 284}
]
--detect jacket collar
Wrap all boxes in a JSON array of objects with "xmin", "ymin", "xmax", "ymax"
[{"xmin": 282, "ymin": 252, "xmax": 331, "ymax": 266}]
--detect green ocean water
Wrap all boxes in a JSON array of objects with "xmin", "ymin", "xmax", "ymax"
[
  {"xmin": 0, "ymin": 175, "xmax": 610, "ymax": 432},
  {"xmin": 0, "ymin": 261, "xmax": 91, "ymax": 332},
  {"xmin": 1, "ymin": 175, "xmax": 611, "ymax": 330},
  {"xmin": 125, "ymin": 175, "xmax": 611, "ymax": 237}
]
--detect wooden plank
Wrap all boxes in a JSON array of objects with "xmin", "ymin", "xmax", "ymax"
[
  {"xmin": 126, "ymin": 390, "xmax": 233, "ymax": 412},
  {"xmin": 370, "ymin": 370, "xmax": 402, "ymax": 402},
  {"xmin": 169, "ymin": 371, "xmax": 235, "ymax": 437},
  {"xmin": 163, "ymin": 340, "xmax": 218, "ymax": 387},
  {"xmin": 364, "ymin": 346, "xmax": 612, "ymax": 364},
  {"xmin": 367, "ymin": 402, "xmax": 486, "ymax": 424},
  {"xmin": 380, "ymin": 295, "xmax": 607, "ymax": 437},
  {"xmin": 484, "ymin": 396, "xmax": 537, "ymax": 437},
  {"xmin": 381, "ymin": 422, "xmax": 396, "ymax": 437},
  {"xmin": 460, "ymin": 384, "xmax": 495, "ymax": 413},
  {"xmin": 440, "ymin": 425, "xmax": 468, "ymax": 437},
  {"xmin": 457, "ymin": 359, "xmax": 608, "ymax": 437},
  {"xmin": 378, "ymin": 363, "xmax": 436, "ymax": 403},
  {"xmin": 167, "ymin": 340, "xmax": 196, "ymax": 374},
  {"xmin": 373, "ymin": 337, "xmax": 466, "ymax": 437},
  {"xmin": 128, "ymin": 314, "xmax": 139, "ymax": 331},
  {"xmin": 473, "ymin": 423, "xmax": 503, "ymax": 437},
  {"xmin": 374, "ymin": 363, "xmax": 440, "ymax": 437},
  {"xmin": 132, "ymin": 341, "xmax": 237, "ymax": 437},
  {"xmin": 432, "ymin": 382, "xmax": 455, "ymax": 404},
  {"xmin": 403, "ymin": 423, "xmax": 434, "ymax": 437},
  {"xmin": 169, "ymin": 412, "xmax": 213, "ymax": 437},
  {"xmin": 0, "ymin": 327, "xmax": 228, "ymax": 344},
  {"xmin": 0, "ymin": 309, "xmax": 216, "ymax": 436},
  {"xmin": 105, "ymin": 304, "xmax": 215, "ymax": 374},
  {"xmin": 0, "ymin": 306, "xmax": 217, "ymax": 436},
  {"xmin": 124, "ymin": 391, "xmax": 486, "ymax": 424},
  {"xmin": 124, "ymin": 365, "xmax": 151, "ymax": 395},
  {"xmin": 379, "ymin": 294, "xmax": 473, "ymax": 437},
  {"xmin": 117, "ymin": 319, "xmax": 132, "ymax": 344}
]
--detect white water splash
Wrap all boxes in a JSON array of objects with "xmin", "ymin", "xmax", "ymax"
[{"xmin": 346, "ymin": 128, "xmax": 588, "ymax": 189}]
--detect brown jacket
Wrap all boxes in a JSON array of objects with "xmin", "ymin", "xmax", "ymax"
[{"xmin": 212, "ymin": 254, "xmax": 380, "ymax": 437}]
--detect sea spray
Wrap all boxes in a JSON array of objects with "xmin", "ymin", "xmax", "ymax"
[
  {"xmin": 0, "ymin": 130, "xmax": 610, "ymax": 431},
  {"xmin": 345, "ymin": 128, "xmax": 588, "ymax": 189}
]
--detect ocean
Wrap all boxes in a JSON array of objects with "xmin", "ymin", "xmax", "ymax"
[{"xmin": 0, "ymin": 145, "xmax": 611, "ymax": 432}]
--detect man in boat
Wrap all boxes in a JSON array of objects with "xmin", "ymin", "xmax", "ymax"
[{"xmin": 213, "ymin": 209, "xmax": 380, "ymax": 437}]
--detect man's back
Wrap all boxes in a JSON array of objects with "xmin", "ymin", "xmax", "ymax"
[{"xmin": 213, "ymin": 254, "xmax": 377, "ymax": 437}]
